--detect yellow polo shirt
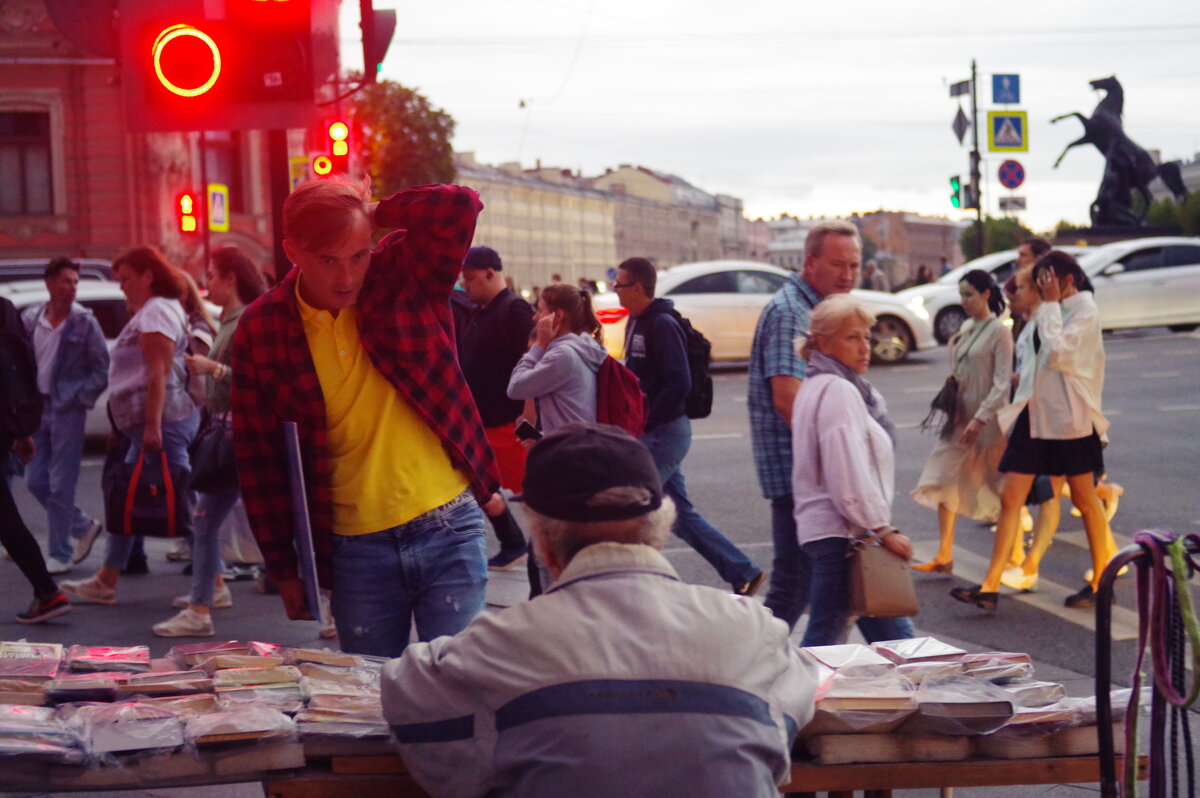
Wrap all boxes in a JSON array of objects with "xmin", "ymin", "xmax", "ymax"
[{"xmin": 297, "ymin": 283, "xmax": 466, "ymax": 535}]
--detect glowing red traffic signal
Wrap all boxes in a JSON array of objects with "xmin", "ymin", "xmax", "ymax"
[
  {"xmin": 152, "ymin": 24, "xmax": 222, "ymax": 98},
  {"xmin": 329, "ymin": 121, "xmax": 349, "ymax": 157},
  {"xmin": 178, "ymin": 192, "xmax": 198, "ymax": 233},
  {"xmin": 312, "ymin": 155, "xmax": 333, "ymax": 176}
]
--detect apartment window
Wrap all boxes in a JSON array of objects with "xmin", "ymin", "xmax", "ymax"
[{"xmin": 0, "ymin": 112, "xmax": 52, "ymax": 215}]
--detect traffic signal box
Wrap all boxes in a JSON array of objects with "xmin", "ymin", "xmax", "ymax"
[
  {"xmin": 120, "ymin": 0, "xmax": 335, "ymax": 133},
  {"xmin": 949, "ymin": 175, "xmax": 962, "ymax": 209},
  {"xmin": 177, "ymin": 192, "xmax": 198, "ymax": 233}
]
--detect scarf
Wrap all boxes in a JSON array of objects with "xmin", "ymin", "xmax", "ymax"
[{"xmin": 805, "ymin": 350, "xmax": 897, "ymax": 446}]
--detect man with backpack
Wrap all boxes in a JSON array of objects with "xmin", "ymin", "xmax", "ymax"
[
  {"xmin": 0, "ymin": 294, "xmax": 71, "ymax": 624},
  {"xmin": 614, "ymin": 257, "xmax": 764, "ymax": 596}
]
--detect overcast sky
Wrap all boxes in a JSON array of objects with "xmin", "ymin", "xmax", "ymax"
[{"xmin": 346, "ymin": 1, "xmax": 1200, "ymax": 232}]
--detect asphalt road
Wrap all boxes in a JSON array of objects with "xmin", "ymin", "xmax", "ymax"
[{"xmin": 2, "ymin": 328, "xmax": 1197, "ymax": 686}]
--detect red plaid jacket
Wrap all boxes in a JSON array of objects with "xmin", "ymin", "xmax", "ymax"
[{"xmin": 230, "ymin": 184, "xmax": 499, "ymax": 590}]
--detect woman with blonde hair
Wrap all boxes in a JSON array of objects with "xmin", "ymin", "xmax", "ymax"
[{"xmin": 791, "ymin": 295, "xmax": 915, "ymax": 646}]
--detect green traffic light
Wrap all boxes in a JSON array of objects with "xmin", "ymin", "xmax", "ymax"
[{"xmin": 949, "ymin": 175, "xmax": 962, "ymax": 208}]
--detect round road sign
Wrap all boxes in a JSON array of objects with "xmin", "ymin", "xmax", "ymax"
[{"xmin": 998, "ymin": 159, "xmax": 1025, "ymax": 190}]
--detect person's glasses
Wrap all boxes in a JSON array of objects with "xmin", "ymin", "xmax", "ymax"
[{"xmin": 611, "ymin": 282, "xmax": 635, "ymax": 290}]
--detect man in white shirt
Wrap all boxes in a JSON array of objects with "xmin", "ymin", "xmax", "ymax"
[{"xmin": 20, "ymin": 258, "xmax": 109, "ymax": 573}]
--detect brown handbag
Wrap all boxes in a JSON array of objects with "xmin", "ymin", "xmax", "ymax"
[{"xmin": 847, "ymin": 528, "xmax": 919, "ymax": 618}]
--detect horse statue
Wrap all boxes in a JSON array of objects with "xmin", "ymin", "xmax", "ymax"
[{"xmin": 1051, "ymin": 76, "xmax": 1189, "ymax": 227}]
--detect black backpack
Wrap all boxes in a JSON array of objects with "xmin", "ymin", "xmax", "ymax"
[
  {"xmin": 664, "ymin": 307, "xmax": 713, "ymax": 420},
  {"xmin": 0, "ymin": 297, "xmax": 43, "ymax": 439}
]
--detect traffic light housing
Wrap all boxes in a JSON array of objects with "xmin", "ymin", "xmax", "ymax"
[
  {"xmin": 360, "ymin": 1, "xmax": 397, "ymax": 83},
  {"xmin": 177, "ymin": 192, "xmax": 199, "ymax": 233},
  {"xmin": 949, "ymin": 175, "xmax": 962, "ymax": 209},
  {"xmin": 120, "ymin": 0, "xmax": 335, "ymax": 132},
  {"xmin": 961, "ymin": 182, "xmax": 979, "ymax": 210},
  {"xmin": 328, "ymin": 120, "xmax": 349, "ymax": 173}
]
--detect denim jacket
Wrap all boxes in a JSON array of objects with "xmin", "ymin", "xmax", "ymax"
[{"xmin": 21, "ymin": 302, "xmax": 110, "ymax": 410}]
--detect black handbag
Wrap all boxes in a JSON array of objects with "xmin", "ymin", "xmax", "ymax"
[
  {"xmin": 190, "ymin": 412, "xmax": 238, "ymax": 493},
  {"xmin": 920, "ymin": 375, "xmax": 960, "ymax": 441},
  {"xmin": 104, "ymin": 450, "xmax": 192, "ymax": 538}
]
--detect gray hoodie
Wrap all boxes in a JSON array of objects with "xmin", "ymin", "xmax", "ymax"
[{"xmin": 507, "ymin": 333, "xmax": 608, "ymax": 433}]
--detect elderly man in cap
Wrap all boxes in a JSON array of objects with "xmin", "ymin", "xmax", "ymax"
[{"xmin": 381, "ymin": 422, "xmax": 818, "ymax": 798}]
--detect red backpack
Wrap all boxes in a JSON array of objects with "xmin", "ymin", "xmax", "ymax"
[{"xmin": 596, "ymin": 355, "xmax": 648, "ymax": 437}]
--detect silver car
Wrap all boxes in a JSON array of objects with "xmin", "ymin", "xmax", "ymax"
[
  {"xmin": 1080, "ymin": 236, "xmax": 1200, "ymax": 332},
  {"xmin": 591, "ymin": 260, "xmax": 936, "ymax": 363}
]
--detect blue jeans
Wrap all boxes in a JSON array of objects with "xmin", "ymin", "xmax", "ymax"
[
  {"xmin": 640, "ymin": 415, "xmax": 759, "ymax": 589},
  {"xmin": 25, "ymin": 405, "xmax": 93, "ymax": 563},
  {"xmin": 104, "ymin": 411, "xmax": 201, "ymax": 570},
  {"xmin": 800, "ymin": 536, "xmax": 915, "ymax": 647},
  {"xmin": 763, "ymin": 493, "xmax": 811, "ymax": 629},
  {"xmin": 330, "ymin": 491, "xmax": 487, "ymax": 658},
  {"xmin": 189, "ymin": 488, "xmax": 239, "ymax": 607}
]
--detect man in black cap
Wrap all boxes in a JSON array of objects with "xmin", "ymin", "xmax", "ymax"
[
  {"xmin": 381, "ymin": 422, "xmax": 818, "ymax": 798},
  {"xmin": 457, "ymin": 246, "xmax": 535, "ymax": 570}
]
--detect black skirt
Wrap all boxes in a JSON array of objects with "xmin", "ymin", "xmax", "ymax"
[{"xmin": 999, "ymin": 408, "xmax": 1104, "ymax": 477}]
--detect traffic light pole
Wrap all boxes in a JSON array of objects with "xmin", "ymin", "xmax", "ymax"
[
  {"xmin": 268, "ymin": 129, "xmax": 292, "ymax": 283},
  {"xmin": 970, "ymin": 59, "xmax": 984, "ymax": 256}
]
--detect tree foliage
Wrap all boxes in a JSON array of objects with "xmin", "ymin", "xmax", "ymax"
[
  {"xmin": 350, "ymin": 76, "xmax": 456, "ymax": 197},
  {"xmin": 1143, "ymin": 195, "xmax": 1200, "ymax": 235},
  {"xmin": 958, "ymin": 217, "xmax": 1034, "ymax": 260}
]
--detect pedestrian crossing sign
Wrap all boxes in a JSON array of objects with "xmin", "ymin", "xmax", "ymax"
[{"xmin": 988, "ymin": 111, "xmax": 1028, "ymax": 152}]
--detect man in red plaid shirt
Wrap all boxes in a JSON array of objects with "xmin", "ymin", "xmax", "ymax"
[{"xmin": 231, "ymin": 178, "xmax": 499, "ymax": 657}]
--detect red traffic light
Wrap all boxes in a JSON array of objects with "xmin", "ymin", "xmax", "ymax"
[
  {"xmin": 312, "ymin": 155, "xmax": 333, "ymax": 176},
  {"xmin": 328, "ymin": 121, "xmax": 349, "ymax": 157},
  {"xmin": 178, "ymin": 192, "xmax": 198, "ymax": 233},
  {"xmin": 153, "ymin": 24, "xmax": 222, "ymax": 98}
]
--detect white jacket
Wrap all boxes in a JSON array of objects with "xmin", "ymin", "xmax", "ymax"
[
  {"xmin": 998, "ymin": 292, "xmax": 1107, "ymax": 440},
  {"xmin": 381, "ymin": 543, "xmax": 819, "ymax": 798}
]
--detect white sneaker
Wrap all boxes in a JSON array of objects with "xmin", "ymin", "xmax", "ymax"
[
  {"xmin": 165, "ymin": 538, "xmax": 192, "ymax": 562},
  {"xmin": 71, "ymin": 520, "xmax": 103, "ymax": 564},
  {"xmin": 171, "ymin": 585, "xmax": 233, "ymax": 610},
  {"xmin": 1000, "ymin": 567, "xmax": 1039, "ymax": 592},
  {"xmin": 45, "ymin": 557, "xmax": 72, "ymax": 575},
  {"xmin": 152, "ymin": 609, "xmax": 214, "ymax": 638},
  {"xmin": 60, "ymin": 577, "xmax": 116, "ymax": 605}
]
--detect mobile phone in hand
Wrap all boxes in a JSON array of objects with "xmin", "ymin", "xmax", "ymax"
[{"xmin": 515, "ymin": 420, "xmax": 543, "ymax": 441}]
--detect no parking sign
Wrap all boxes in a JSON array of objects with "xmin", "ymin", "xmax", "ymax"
[{"xmin": 998, "ymin": 160, "xmax": 1025, "ymax": 189}]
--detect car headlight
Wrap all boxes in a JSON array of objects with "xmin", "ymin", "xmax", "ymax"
[{"xmin": 906, "ymin": 296, "xmax": 930, "ymax": 320}]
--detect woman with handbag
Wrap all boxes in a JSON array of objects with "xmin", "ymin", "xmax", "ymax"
[
  {"xmin": 153, "ymin": 247, "xmax": 267, "ymax": 637},
  {"xmin": 61, "ymin": 247, "xmax": 201, "ymax": 605},
  {"xmin": 910, "ymin": 270, "xmax": 1013, "ymax": 573},
  {"xmin": 791, "ymin": 295, "xmax": 916, "ymax": 646},
  {"xmin": 951, "ymin": 252, "xmax": 1117, "ymax": 612}
]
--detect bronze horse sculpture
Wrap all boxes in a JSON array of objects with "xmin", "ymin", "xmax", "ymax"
[{"xmin": 1052, "ymin": 76, "xmax": 1188, "ymax": 227}]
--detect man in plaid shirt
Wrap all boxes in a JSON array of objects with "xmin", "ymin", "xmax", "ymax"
[
  {"xmin": 747, "ymin": 220, "xmax": 861, "ymax": 629},
  {"xmin": 231, "ymin": 179, "xmax": 499, "ymax": 657}
]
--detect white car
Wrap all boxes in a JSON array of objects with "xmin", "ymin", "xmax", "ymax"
[
  {"xmin": 1, "ymin": 280, "xmax": 130, "ymax": 438},
  {"xmin": 591, "ymin": 260, "xmax": 936, "ymax": 363},
  {"xmin": 896, "ymin": 246, "xmax": 1092, "ymax": 344},
  {"xmin": 1079, "ymin": 236, "xmax": 1200, "ymax": 332}
]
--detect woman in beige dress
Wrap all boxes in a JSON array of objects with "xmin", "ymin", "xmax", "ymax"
[{"xmin": 910, "ymin": 269, "xmax": 1012, "ymax": 573}]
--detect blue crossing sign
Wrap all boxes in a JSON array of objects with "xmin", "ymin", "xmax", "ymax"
[
  {"xmin": 992, "ymin": 74, "xmax": 1020, "ymax": 104},
  {"xmin": 988, "ymin": 111, "xmax": 1028, "ymax": 153}
]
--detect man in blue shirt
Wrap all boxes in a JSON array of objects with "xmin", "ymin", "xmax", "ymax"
[
  {"xmin": 616, "ymin": 257, "xmax": 763, "ymax": 595},
  {"xmin": 748, "ymin": 221, "xmax": 862, "ymax": 628}
]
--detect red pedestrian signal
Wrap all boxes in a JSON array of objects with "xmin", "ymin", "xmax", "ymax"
[
  {"xmin": 152, "ymin": 24, "xmax": 222, "ymax": 98},
  {"xmin": 312, "ymin": 155, "xmax": 333, "ymax": 176},
  {"xmin": 329, "ymin": 121, "xmax": 349, "ymax": 156},
  {"xmin": 178, "ymin": 192, "xmax": 199, "ymax": 233}
]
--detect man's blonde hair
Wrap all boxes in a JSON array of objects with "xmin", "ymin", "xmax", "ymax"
[{"xmin": 283, "ymin": 177, "xmax": 371, "ymax": 253}]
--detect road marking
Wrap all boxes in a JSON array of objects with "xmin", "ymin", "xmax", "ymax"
[
  {"xmin": 1164, "ymin": 348, "xmax": 1200, "ymax": 356},
  {"xmin": 693, "ymin": 433, "xmax": 743, "ymax": 440},
  {"xmin": 895, "ymin": 421, "xmax": 922, "ymax": 429},
  {"xmin": 1159, "ymin": 404, "xmax": 1200, "ymax": 412},
  {"xmin": 1106, "ymin": 353, "xmax": 1138, "ymax": 361},
  {"xmin": 1139, "ymin": 371, "xmax": 1180, "ymax": 379},
  {"xmin": 890, "ymin": 364, "xmax": 933, "ymax": 373},
  {"xmin": 903, "ymin": 386, "xmax": 940, "ymax": 394},
  {"xmin": 731, "ymin": 396, "xmax": 747, "ymax": 403},
  {"xmin": 910, "ymin": 539, "xmax": 1141, "ymax": 641},
  {"xmin": 1105, "ymin": 409, "xmax": 1121, "ymax": 416}
]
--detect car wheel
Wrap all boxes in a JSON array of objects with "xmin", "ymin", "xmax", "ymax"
[
  {"xmin": 871, "ymin": 315, "xmax": 913, "ymax": 363},
  {"xmin": 1167, "ymin": 324, "xmax": 1198, "ymax": 333},
  {"xmin": 934, "ymin": 306, "xmax": 966, "ymax": 344}
]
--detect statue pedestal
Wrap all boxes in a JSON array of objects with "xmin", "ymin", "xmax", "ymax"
[{"xmin": 1052, "ymin": 225, "xmax": 1182, "ymax": 246}]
